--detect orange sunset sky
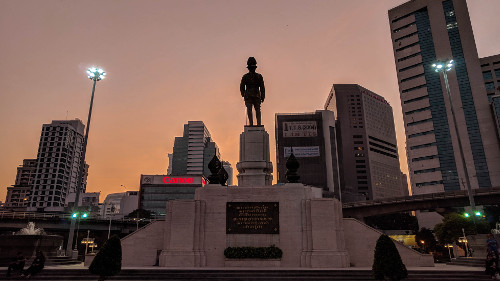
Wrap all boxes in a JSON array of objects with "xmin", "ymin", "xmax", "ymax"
[{"xmin": 1, "ymin": 0, "xmax": 499, "ymax": 203}]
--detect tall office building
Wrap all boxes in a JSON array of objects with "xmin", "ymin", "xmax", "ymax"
[
  {"xmin": 388, "ymin": 0, "xmax": 500, "ymax": 197},
  {"xmin": 275, "ymin": 110, "xmax": 341, "ymax": 198},
  {"xmin": 479, "ymin": 55, "xmax": 500, "ymax": 143},
  {"xmin": 222, "ymin": 161, "xmax": 234, "ymax": 186},
  {"xmin": 167, "ymin": 153, "xmax": 173, "ymax": 175},
  {"xmin": 4, "ymin": 159, "xmax": 37, "ymax": 210},
  {"xmin": 139, "ymin": 175, "xmax": 205, "ymax": 216},
  {"xmin": 170, "ymin": 121, "xmax": 220, "ymax": 178},
  {"xmin": 479, "ymin": 54, "xmax": 500, "ymax": 102},
  {"xmin": 27, "ymin": 119, "xmax": 88, "ymax": 212},
  {"xmin": 325, "ymin": 84, "xmax": 404, "ymax": 201},
  {"xmin": 401, "ymin": 172, "xmax": 409, "ymax": 196}
]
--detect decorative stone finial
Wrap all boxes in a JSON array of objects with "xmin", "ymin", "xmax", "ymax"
[
  {"xmin": 285, "ymin": 152, "xmax": 300, "ymax": 183},
  {"xmin": 207, "ymin": 155, "xmax": 222, "ymax": 184},
  {"xmin": 207, "ymin": 155, "xmax": 229, "ymax": 186},
  {"xmin": 218, "ymin": 165, "xmax": 229, "ymax": 186}
]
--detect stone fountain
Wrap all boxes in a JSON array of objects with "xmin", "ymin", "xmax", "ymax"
[{"xmin": 0, "ymin": 222, "xmax": 63, "ymax": 266}]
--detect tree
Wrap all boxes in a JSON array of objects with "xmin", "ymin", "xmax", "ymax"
[
  {"xmin": 434, "ymin": 213, "xmax": 490, "ymax": 245},
  {"xmin": 89, "ymin": 235, "xmax": 122, "ymax": 281},
  {"xmin": 126, "ymin": 208, "xmax": 152, "ymax": 219},
  {"xmin": 373, "ymin": 234, "xmax": 408, "ymax": 281},
  {"xmin": 415, "ymin": 227, "xmax": 437, "ymax": 253}
]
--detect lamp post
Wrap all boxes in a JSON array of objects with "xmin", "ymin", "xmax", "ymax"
[
  {"xmin": 85, "ymin": 230, "xmax": 90, "ymax": 255},
  {"xmin": 66, "ymin": 67, "xmax": 106, "ymax": 256},
  {"xmin": 459, "ymin": 228, "xmax": 469, "ymax": 257},
  {"xmin": 432, "ymin": 60, "xmax": 476, "ymax": 213},
  {"xmin": 69, "ymin": 212, "xmax": 88, "ymax": 259},
  {"xmin": 445, "ymin": 244, "xmax": 453, "ymax": 260}
]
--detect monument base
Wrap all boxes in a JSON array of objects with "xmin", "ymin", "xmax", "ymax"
[
  {"xmin": 122, "ymin": 185, "xmax": 433, "ymax": 268},
  {"xmin": 157, "ymin": 183, "xmax": 349, "ymax": 268},
  {"xmin": 236, "ymin": 126, "xmax": 273, "ymax": 186}
]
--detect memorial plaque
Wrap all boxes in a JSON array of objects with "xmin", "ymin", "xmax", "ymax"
[{"xmin": 226, "ymin": 202, "xmax": 279, "ymax": 234}]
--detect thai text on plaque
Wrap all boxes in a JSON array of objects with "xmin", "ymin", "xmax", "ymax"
[{"xmin": 226, "ymin": 202, "xmax": 279, "ymax": 234}]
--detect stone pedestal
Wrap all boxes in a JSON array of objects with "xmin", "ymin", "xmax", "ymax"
[
  {"xmin": 157, "ymin": 183, "xmax": 349, "ymax": 268},
  {"xmin": 122, "ymin": 183, "xmax": 433, "ymax": 268},
  {"xmin": 236, "ymin": 126, "xmax": 273, "ymax": 186}
]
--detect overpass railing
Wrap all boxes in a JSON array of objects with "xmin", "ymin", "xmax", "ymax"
[
  {"xmin": 342, "ymin": 187, "xmax": 500, "ymax": 208},
  {"xmin": 0, "ymin": 211, "xmax": 157, "ymax": 223}
]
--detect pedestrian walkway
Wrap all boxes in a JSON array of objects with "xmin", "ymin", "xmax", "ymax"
[{"xmin": 0, "ymin": 263, "xmax": 490, "ymax": 281}]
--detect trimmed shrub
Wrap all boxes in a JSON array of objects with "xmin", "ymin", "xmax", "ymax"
[
  {"xmin": 372, "ymin": 234, "xmax": 408, "ymax": 281},
  {"xmin": 89, "ymin": 235, "xmax": 122, "ymax": 281},
  {"xmin": 224, "ymin": 245, "xmax": 282, "ymax": 259}
]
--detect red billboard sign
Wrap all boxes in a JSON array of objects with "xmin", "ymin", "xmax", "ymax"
[{"xmin": 162, "ymin": 176, "xmax": 194, "ymax": 184}]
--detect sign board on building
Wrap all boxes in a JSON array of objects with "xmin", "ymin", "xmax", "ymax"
[
  {"xmin": 283, "ymin": 121, "xmax": 318, "ymax": 137},
  {"xmin": 284, "ymin": 146, "xmax": 320, "ymax": 158},
  {"xmin": 141, "ymin": 175, "xmax": 205, "ymax": 186},
  {"xmin": 226, "ymin": 202, "xmax": 279, "ymax": 234}
]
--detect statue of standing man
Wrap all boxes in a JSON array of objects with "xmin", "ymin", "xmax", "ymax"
[{"xmin": 240, "ymin": 57, "xmax": 265, "ymax": 126}]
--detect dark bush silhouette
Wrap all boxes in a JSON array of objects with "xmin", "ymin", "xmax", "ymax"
[
  {"xmin": 373, "ymin": 234, "xmax": 408, "ymax": 281},
  {"xmin": 224, "ymin": 245, "xmax": 282, "ymax": 259},
  {"xmin": 89, "ymin": 235, "xmax": 121, "ymax": 281}
]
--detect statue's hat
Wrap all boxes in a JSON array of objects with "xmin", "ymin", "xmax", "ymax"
[{"xmin": 247, "ymin": 57, "xmax": 257, "ymax": 68}]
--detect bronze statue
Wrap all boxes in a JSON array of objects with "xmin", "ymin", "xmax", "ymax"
[{"xmin": 240, "ymin": 57, "xmax": 265, "ymax": 126}]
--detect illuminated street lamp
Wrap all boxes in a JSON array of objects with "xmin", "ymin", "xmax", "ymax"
[
  {"xmin": 432, "ymin": 60, "xmax": 476, "ymax": 216},
  {"xmin": 71, "ymin": 212, "xmax": 89, "ymax": 251},
  {"xmin": 66, "ymin": 67, "xmax": 106, "ymax": 256}
]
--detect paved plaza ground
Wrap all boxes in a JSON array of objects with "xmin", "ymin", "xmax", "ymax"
[{"xmin": 1, "ymin": 262, "xmax": 491, "ymax": 281}]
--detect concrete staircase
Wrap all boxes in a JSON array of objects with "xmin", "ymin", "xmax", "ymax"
[
  {"xmin": 1, "ymin": 268, "xmax": 492, "ymax": 280},
  {"xmin": 447, "ymin": 257, "xmax": 485, "ymax": 267},
  {"xmin": 45, "ymin": 255, "xmax": 82, "ymax": 266}
]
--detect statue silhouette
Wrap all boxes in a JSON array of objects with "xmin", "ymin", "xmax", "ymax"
[{"xmin": 240, "ymin": 57, "xmax": 265, "ymax": 126}]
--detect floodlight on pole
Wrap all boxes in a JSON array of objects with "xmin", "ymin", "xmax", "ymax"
[
  {"xmin": 431, "ymin": 59, "xmax": 476, "ymax": 218},
  {"xmin": 66, "ymin": 66, "xmax": 106, "ymax": 257}
]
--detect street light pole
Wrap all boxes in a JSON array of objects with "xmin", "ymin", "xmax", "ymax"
[
  {"xmin": 66, "ymin": 67, "xmax": 106, "ymax": 256},
  {"xmin": 108, "ymin": 215, "xmax": 112, "ymax": 239},
  {"xmin": 432, "ymin": 60, "xmax": 476, "ymax": 212},
  {"xmin": 85, "ymin": 230, "xmax": 90, "ymax": 255}
]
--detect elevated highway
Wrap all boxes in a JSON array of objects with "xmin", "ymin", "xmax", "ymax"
[
  {"xmin": 0, "ymin": 211, "xmax": 153, "ymax": 237},
  {"xmin": 342, "ymin": 187, "xmax": 500, "ymax": 219}
]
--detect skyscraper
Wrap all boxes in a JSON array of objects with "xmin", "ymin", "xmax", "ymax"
[
  {"xmin": 222, "ymin": 161, "xmax": 233, "ymax": 185},
  {"xmin": 4, "ymin": 159, "xmax": 36, "ymax": 210},
  {"xmin": 170, "ymin": 121, "xmax": 220, "ymax": 178},
  {"xmin": 27, "ymin": 119, "xmax": 88, "ymax": 212},
  {"xmin": 388, "ymin": 0, "xmax": 500, "ymax": 197},
  {"xmin": 325, "ymin": 84, "xmax": 404, "ymax": 201},
  {"xmin": 479, "ymin": 54, "xmax": 500, "ymax": 103},
  {"xmin": 479, "ymin": 55, "xmax": 500, "ymax": 145},
  {"xmin": 275, "ymin": 110, "xmax": 341, "ymax": 198}
]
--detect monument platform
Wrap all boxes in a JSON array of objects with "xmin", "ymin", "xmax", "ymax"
[
  {"xmin": 121, "ymin": 125, "xmax": 433, "ymax": 269},
  {"xmin": 236, "ymin": 126, "xmax": 273, "ymax": 186},
  {"xmin": 160, "ymin": 183, "xmax": 348, "ymax": 268}
]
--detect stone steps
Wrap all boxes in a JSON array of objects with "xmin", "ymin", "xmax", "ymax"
[
  {"xmin": 45, "ymin": 255, "xmax": 82, "ymax": 266},
  {"xmin": 447, "ymin": 257, "xmax": 485, "ymax": 267},
  {"xmin": 1, "ymin": 269, "xmax": 492, "ymax": 281}
]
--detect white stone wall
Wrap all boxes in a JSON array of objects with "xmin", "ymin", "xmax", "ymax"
[
  {"xmin": 343, "ymin": 218, "xmax": 434, "ymax": 267},
  {"xmin": 160, "ymin": 183, "xmax": 349, "ymax": 268},
  {"xmin": 122, "ymin": 221, "xmax": 165, "ymax": 267}
]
